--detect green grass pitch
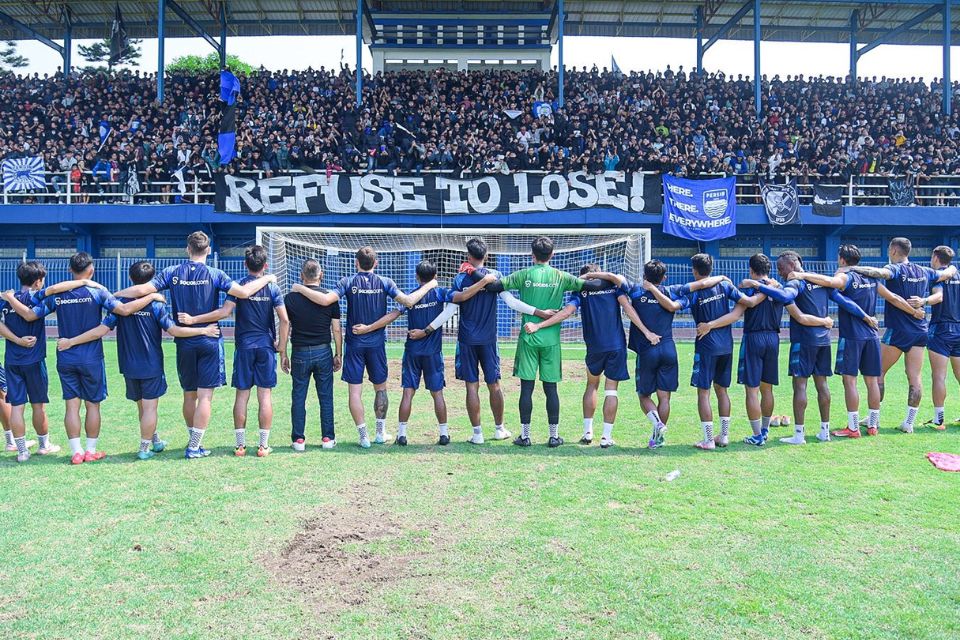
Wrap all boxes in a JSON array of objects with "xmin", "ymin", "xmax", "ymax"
[{"xmin": 1, "ymin": 339, "xmax": 959, "ymax": 640}]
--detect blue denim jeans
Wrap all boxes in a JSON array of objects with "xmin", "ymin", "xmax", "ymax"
[{"xmin": 290, "ymin": 344, "xmax": 335, "ymax": 442}]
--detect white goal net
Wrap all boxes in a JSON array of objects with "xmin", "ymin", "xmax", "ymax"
[{"xmin": 256, "ymin": 227, "xmax": 650, "ymax": 343}]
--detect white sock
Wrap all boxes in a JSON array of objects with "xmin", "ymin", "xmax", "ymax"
[
  {"xmin": 139, "ymin": 439, "xmax": 151, "ymax": 453},
  {"xmin": 68, "ymin": 437, "xmax": 83, "ymax": 455},
  {"xmin": 548, "ymin": 424, "xmax": 559, "ymax": 439},
  {"xmin": 820, "ymin": 421, "xmax": 830, "ymax": 433},
  {"xmin": 38, "ymin": 433, "xmax": 50, "ymax": 449},
  {"xmin": 904, "ymin": 406, "xmax": 918, "ymax": 429},
  {"xmin": 187, "ymin": 427, "xmax": 205, "ymax": 450},
  {"xmin": 357, "ymin": 423, "xmax": 368, "ymax": 441},
  {"xmin": 398, "ymin": 422, "xmax": 408, "ymax": 438},
  {"xmin": 848, "ymin": 412, "xmax": 860, "ymax": 432},
  {"xmin": 761, "ymin": 416, "xmax": 771, "ymax": 432},
  {"xmin": 14, "ymin": 436, "xmax": 27, "ymax": 455},
  {"xmin": 935, "ymin": 407, "xmax": 945, "ymax": 424},
  {"xmin": 583, "ymin": 417, "xmax": 594, "ymax": 435},
  {"xmin": 719, "ymin": 417, "xmax": 731, "ymax": 439},
  {"xmin": 85, "ymin": 437, "xmax": 98, "ymax": 453},
  {"xmin": 749, "ymin": 419, "xmax": 762, "ymax": 436},
  {"xmin": 235, "ymin": 428, "xmax": 246, "ymax": 448},
  {"xmin": 701, "ymin": 422, "xmax": 714, "ymax": 442},
  {"xmin": 868, "ymin": 409, "xmax": 880, "ymax": 429},
  {"xmin": 521, "ymin": 423, "xmax": 531, "ymax": 439},
  {"xmin": 4, "ymin": 429, "xmax": 13, "ymax": 447},
  {"xmin": 646, "ymin": 410, "xmax": 661, "ymax": 428},
  {"xmin": 439, "ymin": 423, "xmax": 449, "ymax": 437},
  {"xmin": 781, "ymin": 424, "xmax": 806, "ymax": 444},
  {"xmin": 152, "ymin": 431, "xmax": 163, "ymax": 444},
  {"xmin": 258, "ymin": 429, "xmax": 270, "ymax": 448},
  {"xmin": 473, "ymin": 424, "xmax": 483, "ymax": 436},
  {"xmin": 494, "ymin": 423, "xmax": 505, "ymax": 433},
  {"xmin": 795, "ymin": 423, "xmax": 805, "ymax": 437},
  {"xmin": 375, "ymin": 418, "xmax": 386, "ymax": 436},
  {"xmin": 601, "ymin": 422, "xmax": 613, "ymax": 439}
]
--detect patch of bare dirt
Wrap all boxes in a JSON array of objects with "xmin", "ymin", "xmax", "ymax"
[{"xmin": 262, "ymin": 486, "xmax": 416, "ymax": 617}]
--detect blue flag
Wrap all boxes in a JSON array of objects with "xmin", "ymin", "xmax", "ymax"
[
  {"xmin": 218, "ymin": 70, "xmax": 241, "ymax": 164},
  {"xmin": 98, "ymin": 119, "xmax": 111, "ymax": 144},
  {"xmin": 219, "ymin": 70, "xmax": 241, "ymax": 106},
  {"xmin": 611, "ymin": 55, "xmax": 622, "ymax": 77},
  {"xmin": 661, "ymin": 175, "xmax": 737, "ymax": 241}
]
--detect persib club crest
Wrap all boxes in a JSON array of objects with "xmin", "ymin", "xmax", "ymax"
[{"xmin": 702, "ymin": 188, "xmax": 729, "ymax": 219}]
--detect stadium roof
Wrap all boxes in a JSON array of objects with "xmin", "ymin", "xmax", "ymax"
[{"xmin": 0, "ymin": 1, "xmax": 958, "ymax": 46}]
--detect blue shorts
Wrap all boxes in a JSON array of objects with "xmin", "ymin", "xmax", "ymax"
[
  {"xmin": 58, "ymin": 360, "xmax": 107, "ymax": 403},
  {"xmin": 585, "ymin": 350, "xmax": 629, "ymax": 381},
  {"xmin": 0, "ymin": 365, "xmax": 5, "ymax": 394},
  {"xmin": 737, "ymin": 332, "xmax": 780, "ymax": 388},
  {"xmin": 342, "ymin": 344, "xmax": 388, "ymax": 385},
  {"xmin": 455, "ymin": 342, "xmax": 500, "ymax": 384},
  {"xmin": 691, "ymin": 351, "xmax": 732, "ymax": 390},
  {"xmin": 835, "ymin": 337, "xmax": 882, "ymax": 377},
  {"xmin": 928, "ymin": 324, "xmax": 960, "ymax": 358},
  {"xmin": 5, "ymin": 361, "xmax": 50, "ymax": 406},
  {"xmin": 788, "ymin": 343, "xmax": 833, "ymax": 378},
  {"xmin": 634, "ymin": 340, "xmax": 679, "ymax": 396},
  {"xmin": 176, "ymin": 338, "xmax": 225, "ymax": 391},
  {"xmin": 401, "ymin": 351, "xmax": 445, "ymax": 391},
  {"xmin": 881, "ymin": 327, "xmax": 928, "ymax": 353},
  {"xmin": 232, "ymin": 347, "xmax": 278, "ymax": 390},
  {"xmin": 125, "ymin": 375, "xmax": 168, "ymax": 401}
]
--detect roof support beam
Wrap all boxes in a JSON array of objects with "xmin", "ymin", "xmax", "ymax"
[
  {"xmin": 220, "ymin": 1, "xmax": 228, "ymax": 66},
  {"xmin": 158, "ymin": 0, "xmax": 165, "ymax": 103},
  {"xmin": 701, "ymin": 0, "xmax": 753, "ymax": 54},
  {"xmin": 753, "ymin": 0, "xmax": 761, "ymax": 118},
  {"xmin": 62, "ymin": 8, "xmax": 72, "ymax": 80},
  {"xmin": 849, "ymin": 10, "xmax": 858, "ymax": 84},
  {"xmin": 558, "ymin": 0, "xmax": 565, "ymax": 107},
  {"xmin": 0, "ymin": 10, "xmax": 63, "ymax": 55},
  {"xmin": 167, "ymin": 0, "xmax": 221, "ymax": 52},
  {"xmin": 944, "ymin": 0, "xmax": 952, "ymax": 116},
  {"xmin": 356, "ymin": 0, "xmax": 363, "ymax": 107},
  {"xmin": 855, "ymin": 4, "xmax": 942, "ymax": 59}
]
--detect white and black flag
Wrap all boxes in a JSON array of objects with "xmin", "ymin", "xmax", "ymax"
[
  {"xmin": 109, "ymin": 4, "xmax": 129, "ymax": 65},
  {"xmin": 888, "ymin": 176, "xmax": 916, "ymax": 206},
  {"xmin": 811, "ymin": 183, "xmax": 843, "ymax": 217},
  {"xmin": 761, "ymin": 179, "xmax": 800, "ymax": 226}
]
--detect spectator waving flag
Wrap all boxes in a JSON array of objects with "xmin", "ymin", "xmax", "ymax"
[
  {"xmin": 2, "ymin": 156, "xmax": 45, "ymax": 192},
  {"xmin": 98, "ymin": 119, "xmax": 111, "ymax": 145},
  {"xmin": 109, "ymin": 4, "xmax": 129, "ymax": 65},
  {"xmin": 218, "ymin": 70, "xmax": 241, "ymax": 165},
  {"xmin": 611, "ymin": 55, "xmax": 623, "ymax": 78}
]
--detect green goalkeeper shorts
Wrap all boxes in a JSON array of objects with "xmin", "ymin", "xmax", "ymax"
[{"xmin": 513, "ymin": 342, "xmax": 562, "ymax": 383}]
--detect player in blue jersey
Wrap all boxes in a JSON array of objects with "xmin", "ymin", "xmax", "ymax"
[
  {"xmin": 787, "ymin": 244, "xmax": 918, "ymax": 438},
  {"xmin": 645, "ymin": 253, "xmax": 765, "ymax": 450},
  {"xmin": 290, "ymin": 246, "xmax": 438, "ymax": 448},
  {"xmin": 0, "ymin": 261, "xmax": 88, "ymax": 461},
  {"xmin": 4, "ymin": 252, "xmax": 162, "ymax": 464},
  {"xmin": 115, "ymin": 231, "xmax": 277, "ymax": 459},
  {"xmin": 845, "ymin": 238, "xmax": 957, "ymax": 433},
  {"xmin": 54, "ymin": 261, "xmax": 222, "ymax": 460},
  {"xmin": 350, "ymin": 260, "xmax": 497, "ymax": 446},
  {"xmin": 178, "ymin": 246, "xmax": 289, "ymax": 457},
  {"xmin": 908, "ymin": 246, "xmax": 960, "ymax": 429},
  {"xmin": 752, "ymin": 251, "xmax": 868, "ymax": 444}
]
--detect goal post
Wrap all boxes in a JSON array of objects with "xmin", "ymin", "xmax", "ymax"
[{"xmin": 256, "ymin": 227, "xmax": 651, "ymax": 343}]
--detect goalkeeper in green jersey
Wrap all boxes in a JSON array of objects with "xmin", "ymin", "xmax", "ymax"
[{"xmin": 486, "ymin": 236, "xmax": 623, "ymax": 447}]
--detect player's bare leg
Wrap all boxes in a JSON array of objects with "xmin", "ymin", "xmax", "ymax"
[
  {"xmin": 878, "ymin": 344, "xmax": 903, "ymax": 403},
  {"xmin": 233, "ymin": 388, "xmax": 251, "ymax": 455},
  {"xmin": 32, "ymin": 401, "xmax": 49, "ymax": 449},
  {"xmin": 0, "ymin": 390, "xmax": 12, "ymax": 453},
  {"xmin": 82, "ymin": 400, "xmax": 103, "ymax": 462},
  {"xmin": 743, "ymin": 385, "xmax": 764, "ymax": 446},
  {"xmin": 396, "ymin": 387, "xmax": 416, "ymax": 445},
  {"xmin": 255, "ymin": 387, "xmax": 273, "ymax": 456},
  {"xmin": 643, "ymin": 390, "xmax": 670, "ymax": 449},
  {"xmin": 373, "ymin": 383, "xmax": 390, "ymax": 444},
  {"xmin": 834, "ymin": 374, "xmax": 863, "ymax": 438},
  {"xmin": 580, "ymin": 373, "xmax": 600, "ymax": 444},
  {"xmin": 714, "ymin": 383, "xmax": 732, "ymax": 447},
  {"xmin": 695, "ymin": 387, "xmax": 715, "ymax": 450},
  {"xmin": 864, "ymin": 375, "xmax": 882, "ymax": 435},
  {"xmin": 465, "ymin": 381, "xmax": 483, "ymax": 443},
  {"xmin": 184, "ymin": 388, "xmax": 214, "ymax": 458},
  {"xmin": 599, "ymin": 379, "xmax": 619, "ymax": 448},
  {"xmin": 182, "ymin": 390, "xmax": 197, "ymax": 428},
  {"xmin": 898, "ymin": 347, "xmax": 924, "ymax": 433},
  {"xmin": 137, "ymin": 398, "xmax": 165, "ymax": 460},
  {"xmin": 928, "ymin": 351, "xmax": 949, "ymax": 428},
  {"xmin": 488, "ymin": 381, "xmax": 509, "ymax": 440},
  {"xmin": 432, "ymin": 389, "xmax": 449, "ymax": 445},
  {"xmin": 64, "ymin": 398, "xmax": 85, "ymax": 463},
  {"xmin": 348, "ymin": 382, "xmax": 370, "ymax": 447}
]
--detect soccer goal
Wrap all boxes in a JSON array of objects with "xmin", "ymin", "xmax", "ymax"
[{"xmin": 256, "ymin": 227, "xmax": 651, "ymax": 343}]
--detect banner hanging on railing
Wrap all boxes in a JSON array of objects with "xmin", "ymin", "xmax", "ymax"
[
  {"xmin": 661, "ymin": 175, "xmax": 736, "ymax": 241},
  {"xmin": 888, "ymin": 177, "xmax": 916, "ymax": 207},
  {"xmin": 2, "ymin": 156, "xmax": 46, "ymax": 192},
  {"xmin": 811, "ymin": 183, "xmax": 843, "ymax": 217},
  {"xmin": 761, "ymin": 179, "xmax": 800, "ymax": 226},
  {"xmin": 214, "ymin": 172, "xmax": 663, "ymax": 215}
]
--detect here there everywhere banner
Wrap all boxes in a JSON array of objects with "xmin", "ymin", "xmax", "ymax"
[
  {"xmin": 215, "ymin": 171, "xmax": 663, "ymax": 215},
  {"xmin": 661, "ymin": 175, "xmax": 737, "ymax": 241}
]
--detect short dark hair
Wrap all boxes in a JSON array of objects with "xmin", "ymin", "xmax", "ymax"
[
  {"xmin": 838, "ymin": 244, "xmax": 861, "ymax": 266},
  {"xmin": 777, "ymin": 250, "xmax": 803, "ymax": 273},
  {"xmin": 245, "ymin": 245, "xmax": 268, "ymax": 272},
  {"xmin": 889, "ymin": 237, "xmax": 912, "ymax": 256},
  {"xmin": 128, "ymin": 260, "xmax": 155, "ymax": 285},
  {"xmin": 69, "ymin": 251, "xmax": 93, "ymax": 275},
  {"xmin": 356, "ymin": 246, "xmax": 377, "ymax": 271},
  {"xmin": 748, "ymin": 253, "xmax": 772, "ymax": 277},
  {"xmin": 466, "ymin": 238, "xmax": 487, "ymax": 261},
  {"xmin": 579, "ymin": 263, "xmax": 599, "ymax": 276},
  {"xmin": 531, "ymin": 236, "xmax": 554, "ymax": 262},
  {"xmin": 416, "ymin": 259, "xmax": 438, "ymax": 282},
  {"xmin": 187, "ymin": 231, "xmax": 210, "ymax": 256},
  {"xmin": 17, "ymin": 260, "xmax": 45, "ymax": 287},
  {"xmin": 691, "ymin": 253, "xmax": 713, "ymax": 276},
  {"xmin": 301, "ymin": 259, "xmax": 321, "ymax": 281},
  {"xmin": 933, "ymin": 245, "xmax": 955, "ymax": 265},
  {"xmin": 643, "ymin": 259, "xmax": 667, "ymax": 285}
]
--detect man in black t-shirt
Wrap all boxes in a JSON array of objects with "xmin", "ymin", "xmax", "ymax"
[{"xmin": 278, "ymin": 259, "xmax": 342, "ymax": 450}]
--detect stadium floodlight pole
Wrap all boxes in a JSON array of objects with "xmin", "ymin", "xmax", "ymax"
[
  {"xmin": 695, "ymin": 6, "xmax": 704, "ymax": 76},
  {"xmin": 558, "ymin": 0, "xmax": 565, "ymax": 107},
  {"xmin": 849, "ymin": 10, "xmax": 858, "ymax": 85},
  {"xmin": 355, "ymin": 0, "xmax": 363, "ymax": 108},
  {"xmin": 753, "ymin": 0, "xmax": 761, "ymax": 119},
  {"xmin": 945, "ymin": 0, "xmax": 952, "ymax": 117},
  {"xmin": 157, "ymin": 0, "xmax": 166, "ymax": 103},
  {"xmin": 62, "ymin": 9, "xmax": 72, "ymax": 80}
]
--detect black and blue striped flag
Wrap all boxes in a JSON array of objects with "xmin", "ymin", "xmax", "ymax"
[{"xmin": 218, "ymin": 70, "xmax": 241, "ymax": 165}]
